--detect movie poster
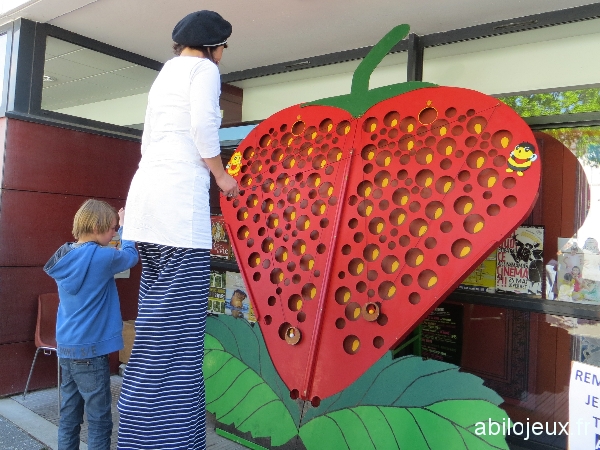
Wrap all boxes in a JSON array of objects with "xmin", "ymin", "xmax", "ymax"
[
  {"xmin": 225, "ymin": 271, "xmax": 256, "ymax": 322},
  {"xmin": 211, "ymin": 215, "xmax": 230, "ymax": 259},
  {"xmin": 556, "ymin": 237, "xmax": 600, "ymax": 303},
  {"xmin": 496, "ymin": 226, "xmax": 544, "ymax": 296},
  {"xmin": 459, "ymin": 250, "xmax": 497, "ymax": 293},
  {"xmin": 208, "ymin": 269, "xmax": 226, "ymax": 314}
]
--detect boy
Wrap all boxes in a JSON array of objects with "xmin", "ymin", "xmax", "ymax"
[{"xmin": 44, "ymin": 199, "xmax": 139, "ymax": 450}]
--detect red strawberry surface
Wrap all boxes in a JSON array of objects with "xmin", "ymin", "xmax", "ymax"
[{"xmin": 221, "ymin": 26, "xmax": 541, "ymax": 402}]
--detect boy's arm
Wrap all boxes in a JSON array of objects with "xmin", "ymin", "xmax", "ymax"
[{"xmin": 109, "ymin": 227, "xmax": 139, "ymax": 274}]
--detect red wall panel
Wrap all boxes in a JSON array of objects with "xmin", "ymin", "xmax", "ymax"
[
  {"xmin": 0, "ymin": 119, "xmax": 143, "ymax": 395},
  {"xmin": 0, "ymin": 267, "xmax": 57, "ymax": 344},
  {"xmin": 0, "ymin": 189, "xmax": 126, "ymax": 266},
  {"xmin": 2, "ymin": 119, "xmax": 140, "ymax": 198}
]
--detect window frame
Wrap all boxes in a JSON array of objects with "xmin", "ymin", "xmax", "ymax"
[{"xmin": 5, "ymin": 19, "xmax": 162, "ymax": 140}]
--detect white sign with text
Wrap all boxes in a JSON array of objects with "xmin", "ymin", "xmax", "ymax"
[{"xmin": 570, "ymin": 361, "xmax": 600, "ymax": 449}]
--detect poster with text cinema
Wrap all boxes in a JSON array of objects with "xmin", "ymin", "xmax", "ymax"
[
  {"xmin": 496, "ymin": 226, "xmax": 544, "ymax": 297},
  {"xmin": 570, "ymin": 361, "xmax": 600, "ymax": 449}
]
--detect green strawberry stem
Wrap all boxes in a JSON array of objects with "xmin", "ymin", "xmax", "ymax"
[{"xmin": 303, "ymin": 24, "xmax": 437, "ymax": 118}]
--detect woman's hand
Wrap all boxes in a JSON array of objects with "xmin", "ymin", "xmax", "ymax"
[{"xmin": 215, "ymin": 172, "xmax": 239, "ymax": 197}]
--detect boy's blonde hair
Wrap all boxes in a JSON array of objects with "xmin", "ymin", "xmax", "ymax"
[{"xmin": 72, "ymin": 199, "xmax": 117, "ymax": 239}]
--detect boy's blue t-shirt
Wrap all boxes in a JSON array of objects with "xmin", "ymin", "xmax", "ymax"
[{"xmin": 44, "ymin": 230, "xmax": 139, "ymax": 359}]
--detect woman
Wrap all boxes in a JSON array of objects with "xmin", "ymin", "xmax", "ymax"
[{"xmin": 117, "ymin": 10, "xmax": 238, "ymax": 450}]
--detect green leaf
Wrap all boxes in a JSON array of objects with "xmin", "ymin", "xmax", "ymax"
[
  {"xmin": 299, "ymin": 401, "xmax": 509, "ymax": 450},
  {"xmin": 206, "ymin": 315, "xmax": 300, "ymax": 427},
  {"xmin": 304, "ymin": 25, "xmax": 437, "ymax": 117},
  {"xmin": 204, "ymin": 345, "xmax": 298, "ymax": 446},
  {"xmin": 304, "ymin": 355, "xmax": 503, "ymax": 423}
]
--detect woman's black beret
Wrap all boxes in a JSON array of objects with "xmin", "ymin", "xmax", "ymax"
[{"xmin": 172, "ymin": 10, "xmax": 232, "ymax": 47}]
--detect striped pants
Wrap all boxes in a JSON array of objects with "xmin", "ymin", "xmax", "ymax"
[{"xmin": 117, "ymin": 243, "xmax": 210, "ymax": 450}]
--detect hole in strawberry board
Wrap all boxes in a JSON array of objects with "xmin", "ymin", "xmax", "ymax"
[
  {"xmin": 368, "ymin": 217, "xmax": 385, "ymax": 235},
  {"xmin": 401, "ymin": 274, "xmax": 413, "ymax": 286},
  {"xmin": 300, "ymin": 255, "xmax": 315, "ymax": 271},
  {"xmin": 237, "ymin": 226, "xmax": 250, "ymax": 240},
  {"xmin": 477, "ymin": 169, "xmax": 499, "ymax": 188},
  {"xmin": 437, "ymin": 254, "xmax": 449, "ymax": 266},
  {"xmin": 246, "ymin": 194, "xmax": 259, "ymax": 208},
  {"xmin": 335, "ymin": 318, "xmax": 346, "ymax": 329},
  {"xmin": 406, "ymin": 249, "xmax": 425, "ymax": 267},
  {"xmin": 357, "ymin": 180, "xmax": 373, "ymax": 197},
  {"xmin": 284, "ymin": 206, "xmax": 297, "ymax": 222},
  {"xmin": 384, "ymin": 111, "xmax": 400, "ymax": 127},
  {"xmin": 362, "ymin": 244, "xmax": 380, "ymax": 262},
  {"xmin": 342, "ymin": 244, "xmax": 352, "ymax": 255},
  {"xmin": 494, "ymin": 155, "xmax": 507, "ymax": 167},
  {"xmin": 354, "ymin": 232, "xmax": 364, "ymax": 243},
  {"xmin": 503, "ymin": 177, "xmax": 516, "ymax": 189},
  {"xmin": 452, "ymin": 239, "xmax": 472, "ymax": 258},
  {"xmin": 418, "ymin": 270, "xmax": 438, "ymax": 289},
  {"xmin": 409, "ymin": 292, "xmax": 421, "ymax": 304},
  {"xmin": 399, "ymin": 235, "xmax": 411, "ymax": 246},
  {"xmin": 416, "ymin": 148, "xmax": 434, "ymax": 165},
  {"xmin": 389, "ymin": 208, "xmax": 407, "ymax": 226},
  {"xmin": 376, "ymin": 150, "xmax": 393, "ymax": 167},
  {"xmin": 425, "ymin": 237, "xmax": 437, "ymax": 249},
  {"xmin": 437, "ymin": 137, "xmax": 456, "ymax": 156},
  {"xmin": 492, "ymin": 130, "xmax": 513, "ymax": 149},
  {"xmin": 440, "ymin": 221, "xmax": 453, "ymax": 233},
  {"xmin": 310, "ymin": 396, "xmax": 321, "ymax": 408},
  {"xmin": 287, "ymin": 261, "xmax": 296, "ymax": 271},
  {"xmin": 464, "ymin": 214, "xmax": 485, "ymax": 234},
  {"xmin": 310, "ymin": 230, "xmax": 319, "ymax": 240},
  {"xmin": 487, "ymin": 204, "xmax": 501, "ymax": 216},
  {"xmin": 392, "ymin": 188, "xmax": 410, "ymax": 206},
  {"xmin": 262, "ymin": 259, "xmax": 270, "ymax": 269},
  {"xmin": 343, "ymin": 335, "xmax": 361, "ymax": 355},
  {"xmin": 311, "ymin": 200, "xmax": 326, "ymax": 216},
  {"xmin": 358, "ymin": 200, "xmax": 375, "ymax": 217},
  {"xmin": 248, "ymin": 252, "xmax": 260, "ymax": 268},
  {"xmin": 419, "ymin": 107, "xmax": 437, "ymax": 124},
  {"xmin": 292, "ymin": 120, "xmax": 305, "ymax": 135},
  {"xmin": 452, "ymin": 126, "xmax": 464, "ymax": 136},
  {"xmin": 348, "ymin": 218, "xmax": 358, "ymax": 229},
  {"xmin": 267, "ymin": 214, "xmax": 280, "ymax": 229},
  {"xmin": 328, "ymin": 148, "xmax": 343, "ymax": 163},
  {"xmin": 290, "ymin": 389, "xmax": 299, "ymax": 400},
  {"xmin": 237, "ymin": 207, "xmax": 249, "ymax": 221},
  {"xmin": 416, "ymin": 170, "xmax": 434, "ymax": 188},
  {"xmin": 374, "ymin": 171, "xmax": 391, "ymax": 188},
  {"xmin": 363, "ymin": 117, "xmax": 378, "ymax": 133},
  {"xmin": 334, "ymin": 286, "xmax": 352, "ymax": 305},
  {"xmin": 440, "ymin": 158, "xmax": 452, "ymax": 170},
  {"xmin": 270, "ymin": 268, "xmax": 284, "ymax": 284},
  {"xmin": 467, "ymin": 151, "xmax": 487, "ymax": 169},
  {"xmin": 337, "ymin": 121, "xmax": 351, "ymax": 136},
  {"xmin": 264, "ymin": 315, "xmax": 272, "ymax": 325},
  {"xmin": 378, "ymin": 281, "xmax": 397, "ymax": 300},
  {"xmin": 296, "ymin": 215, "xmax": 310, "ymax": 231},
  {"xmin": 409, "ymin": 219, "xmax": 428, "ymax": 237},
  {"xmin": 348, "ymin": 258, "xmax": 365, "ymax": 276},
  {"xmin": 278, "ymin": 322, "xmax": 292, "ymax": 340},
  {"xmin": 253, "ymin": 272, "xmax": 261, "ymax": 281},
  {"xmin": 275, "ymin": 247, "xmax": 289, "ymax": 263},
  {"xmin": 425, "ymin": 202, "xmax": 444, "ymax": 220},
  {"xmin": 288, "ymin": 294, "xmax": 303, "ymax": 312},
  {"xmin": 345, "ymin": 303, "xmax": 361, "ymax": 321},
  {"xmin": 287, "ymin": 189, "xmax": 301, "ymax": 203},
  {"xmin": 382, "ymin": 255, "xmax": 400, "ymax": 274},
  {"xmin": 454, "ymin": 196, "xmax": 475, "ymax": 215},
  {"xmin": 373, "ymin": 336, "xmax": 385, "ymax": 348},
  {"xmin": 503, "ymin": 195, "xmax": 517, "ymax": 208},
  {"xmin": 435, "ymin": 176, "xmax": 455, "ymax": 194},
  {"xmin": 467, "ymin": 116, "xmax": 487, "ymax": 135}
]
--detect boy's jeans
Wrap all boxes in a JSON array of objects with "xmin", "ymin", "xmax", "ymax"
[{"xmin": 58, "ymin": 355, "xmax": 112, "ymax": 450}]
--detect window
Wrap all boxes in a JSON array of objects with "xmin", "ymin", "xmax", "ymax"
[{"xmin": 41, "ymin": 36, "xmax": 158, "ymax": 129}]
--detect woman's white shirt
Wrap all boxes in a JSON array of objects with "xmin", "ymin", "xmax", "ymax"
[{"xmin": 123, "ymin": 56, "xmax": 222, "ymax": 248}]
